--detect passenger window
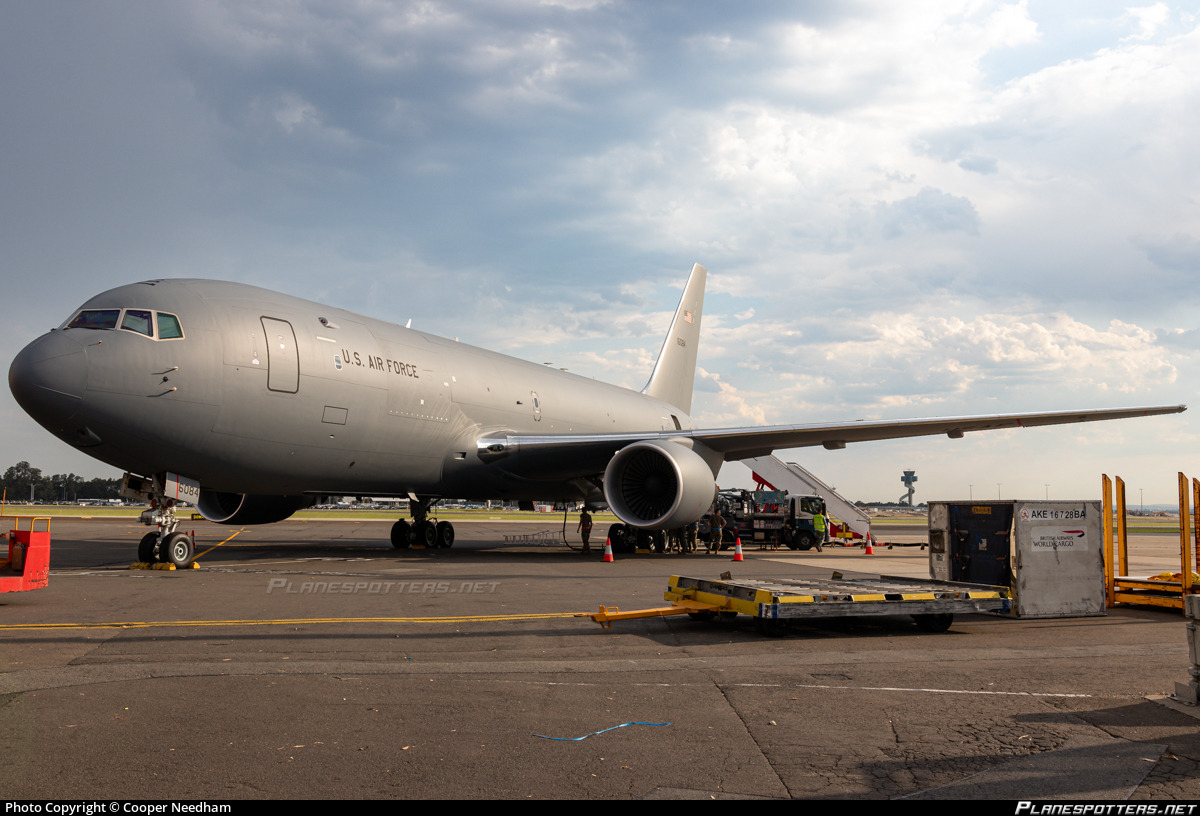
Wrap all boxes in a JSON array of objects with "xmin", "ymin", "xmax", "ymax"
[
  {"xmin": 67, "ymin": 309, "xmax": 120, "ymax": 330},
  {"xmin": 121, "ymin": 309, "xmax": 154, "ymax": 337},
  {"xmin": 157, "ymin": 312, "xmax": 183, "ymax": 339}
]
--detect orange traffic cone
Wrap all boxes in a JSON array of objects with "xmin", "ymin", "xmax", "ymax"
[
  {"xmin": 732, "ymin": 538, "xmax": 744, "ymax": 562},
  {"xmin": 864, "ymin": 534, "xmax": 874, "ymax": 555},
  {"xmin": 603, "ymin": 538, "xmax": 614, "ymax": 562}
]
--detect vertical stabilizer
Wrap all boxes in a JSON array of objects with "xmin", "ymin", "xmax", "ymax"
[{"xmin": 642, "ymin": 263, "xmax": 706, "ymax": 414}]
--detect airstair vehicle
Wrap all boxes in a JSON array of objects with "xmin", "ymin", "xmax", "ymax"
[{"xmin": 744, "ymin": 455, "xmax": 872, "ymax": 542}]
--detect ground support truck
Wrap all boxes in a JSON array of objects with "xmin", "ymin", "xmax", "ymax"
[
  {"xmin": 716, "ymin": 488, "xmax": 830, "ymax": 551},
  {"xmin": 600, "ymin": 488, "xmax": 830, "ymax": 554}
]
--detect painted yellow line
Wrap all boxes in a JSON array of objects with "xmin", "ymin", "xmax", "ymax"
[
  {"xmin": 0, "ymin": 612, "xmax": 582, "ymax": 632},
  {"xmin": 194, "ymin": 529, "xmax": 244, "ymax": 559}
]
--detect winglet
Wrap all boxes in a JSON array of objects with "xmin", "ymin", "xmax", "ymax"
[{"xmin": 642, "ymin": 263, "xmax": 706, "ymax": 414}]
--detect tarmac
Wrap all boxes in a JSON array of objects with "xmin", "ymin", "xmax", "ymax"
[{"xmin": 2, "ymin": 516, "xmax": 1199, "ymax": 800}]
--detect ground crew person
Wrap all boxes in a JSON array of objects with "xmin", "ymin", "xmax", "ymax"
[
  {"xmin": 577, "ymin": 508, "xmax": 593, "ymax": 554},
  {"xmin": 812, "ymin": 508, "xmax": 826, "ymax": 552},
  {"xmin": 709, "ymin": 510, "xmax": 726, "ymax": 553}
]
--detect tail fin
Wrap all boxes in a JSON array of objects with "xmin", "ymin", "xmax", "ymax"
[{"xmin": 642, "ymin": 263, "xmax": 706, "ymax": 414}]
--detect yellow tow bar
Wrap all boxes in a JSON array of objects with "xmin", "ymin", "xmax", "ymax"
[{"xmin": 578, "ymin": 599, "xmax": 721, "ymax": 629}]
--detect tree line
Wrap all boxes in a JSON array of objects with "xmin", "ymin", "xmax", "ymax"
[{"xmin": 1, "ymin": 461, "xmax": 122, "ymax": 503}]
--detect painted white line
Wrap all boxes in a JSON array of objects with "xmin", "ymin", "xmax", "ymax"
[{"xmin": 734, "ymin": 682, "xmax": 1091, "ymax": 698}]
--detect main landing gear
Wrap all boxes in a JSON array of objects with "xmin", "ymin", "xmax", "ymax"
[
  {"xmin": 390, "ymin": 498, "xmax": 454, "ymax": 550},
  {"xmin": 605, "ymin": 523, "xmax": 666, "ymax": 554}
]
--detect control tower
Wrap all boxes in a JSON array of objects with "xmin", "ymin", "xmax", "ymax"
[{"xmin": 899, "ymin": 470, "xmax": 918, "ymax": 506}]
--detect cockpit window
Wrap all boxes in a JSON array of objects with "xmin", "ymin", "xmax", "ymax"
[
  {"xmin": 157, "ymin": 312, "xmax": 183, "ymax": 339},
  {"xmin": 64, "ymin": 307, "xmax": 183, "ymax": 340},
  {"xmin": 120, "ymin": 309, "xmax": 154, "ymax": 337},
  {"xmin": 67, "ymin": 309, "xmax": 121, "ymax": 330}
]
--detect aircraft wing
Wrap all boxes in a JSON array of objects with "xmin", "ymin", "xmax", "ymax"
[
  {"xmin": 687, "ymin": 404, "xmax": 1188, "ymax": 458},
  {"xmin": 477, "ymin": 404, "xmax": 1187, "ymax": 478}
]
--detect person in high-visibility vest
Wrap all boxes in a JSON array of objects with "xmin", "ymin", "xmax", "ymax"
[
  {"xmin": 812, "ymin": 510, "xmax": 826, "ymax": 552},
  {"xmin": 709, "ymin": 510, "xmax": 726, "ymax": 553}
]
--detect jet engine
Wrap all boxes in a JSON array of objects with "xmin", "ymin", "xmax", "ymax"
[
  {"xmin": 602, "ymin": 439, "xmax": 717, "ymax": 529},
  {"xmin": 196, "ymin": 490, "xmax": 316, "ymax": 525}
]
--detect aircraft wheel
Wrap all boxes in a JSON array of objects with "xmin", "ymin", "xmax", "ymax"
[
  {"xmin": 615, "ymin": 524, "xmax": 636, "ymax": 554},
  {"xmin": 651, "ymin": 531, "xmax": 666, "ymax": 553},
  {"xmin": 605, "ymin": 523, "xmax": 621, "ymax": 548},
  {"xmin": 390, "ymin": 520, "xmax": 411, "ymax": 549},
  {"xmin": 606, "ymin": 523, "xmax": 627, "ymax": 553},
  {"xmin": 138, "ymin": 532, "xmax": 159, "ymax": 563},
  {"xmin": 913, "ymin": 613, "xmax": 953, "ymax": 633},
  {"xmin": 623, "ymin": 530, "xmax": 639, "ymax": 554},
  {"xmin": 162, "ymin": 532, "xmax": 195, "ymax": 568},
  {"xmin": 626, "ymin": 529, "xmax": 640, "ymax": 554},
  {"xmin": 415, "ymin": 520, "xmax": 437, "ymax": 548},
  {"xmin": 435, "ymin": 521, "xmax": 455, "ymax": 548}
]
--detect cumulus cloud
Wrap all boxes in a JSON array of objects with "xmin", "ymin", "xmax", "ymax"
[{"xmin": 1, "ymin": 0, "xmax": 1196, "ymax": 501}]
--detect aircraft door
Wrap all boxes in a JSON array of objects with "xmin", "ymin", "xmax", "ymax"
[
  {"xmin": 261, "ymin": 317, "xmax": 299, "ymax": 393},
  {"xmin": 946, "ymin": 503, "xmax": 1013, "ymax": 586}
]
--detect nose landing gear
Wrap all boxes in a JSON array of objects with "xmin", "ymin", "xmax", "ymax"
[
  {"xmin": 125, "ymin": 473, "xmax": 197, "ymax": 568},
  {"xmin": 134, "ymin": 500, "xmax": 197, "ymax": 567}
]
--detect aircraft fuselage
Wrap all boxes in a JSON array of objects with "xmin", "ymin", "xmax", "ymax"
[
  {"xmin": 10, "ymin": 279, "xmax": 691, "ymax": 502},
  {"xmin": 10, "ymin": 265, "xmax": 1187, "ymax": 548}
]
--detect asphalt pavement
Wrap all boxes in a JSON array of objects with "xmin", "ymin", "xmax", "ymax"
[{"xmin": 1, "ymin": 517, "xmax": 1198, "ymax": 800}]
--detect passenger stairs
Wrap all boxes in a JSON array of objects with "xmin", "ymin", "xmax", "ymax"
[{"xmin": 744, "ymin": 455, "xmax": 872, "ymax": 542}]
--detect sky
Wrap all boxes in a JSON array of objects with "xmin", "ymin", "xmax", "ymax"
[{"xmin": 2, "ymin": 0, "xmax": 1199, "ymax": 506}]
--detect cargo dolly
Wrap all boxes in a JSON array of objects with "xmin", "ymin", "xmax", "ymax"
[{"xmin": 584, "ymin": 573, "xmax": 1011, "ymax": 636}]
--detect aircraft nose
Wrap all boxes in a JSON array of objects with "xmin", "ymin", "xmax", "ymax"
[{"xmin": 8, "ymin": 330, "xmax": 91, "ymax": 442}]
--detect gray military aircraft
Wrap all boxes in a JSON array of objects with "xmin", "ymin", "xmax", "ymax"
[{"xmin": 8, "ymin": 263, "xmax": 1186, "ymax": 567}]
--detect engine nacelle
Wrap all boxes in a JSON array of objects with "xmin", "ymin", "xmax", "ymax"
[
  {"xmin": 196, "ymin": 490, "xmax": 315, "ymax": 525},
  {"xmin": 603, "ymin": 439, "xmax": 718, "ymax": 529}
]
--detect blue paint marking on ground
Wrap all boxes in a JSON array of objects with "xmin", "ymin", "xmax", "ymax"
[{"xmin": 533, "ymin": 721, "xmax": 671, "ymax": 741}]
